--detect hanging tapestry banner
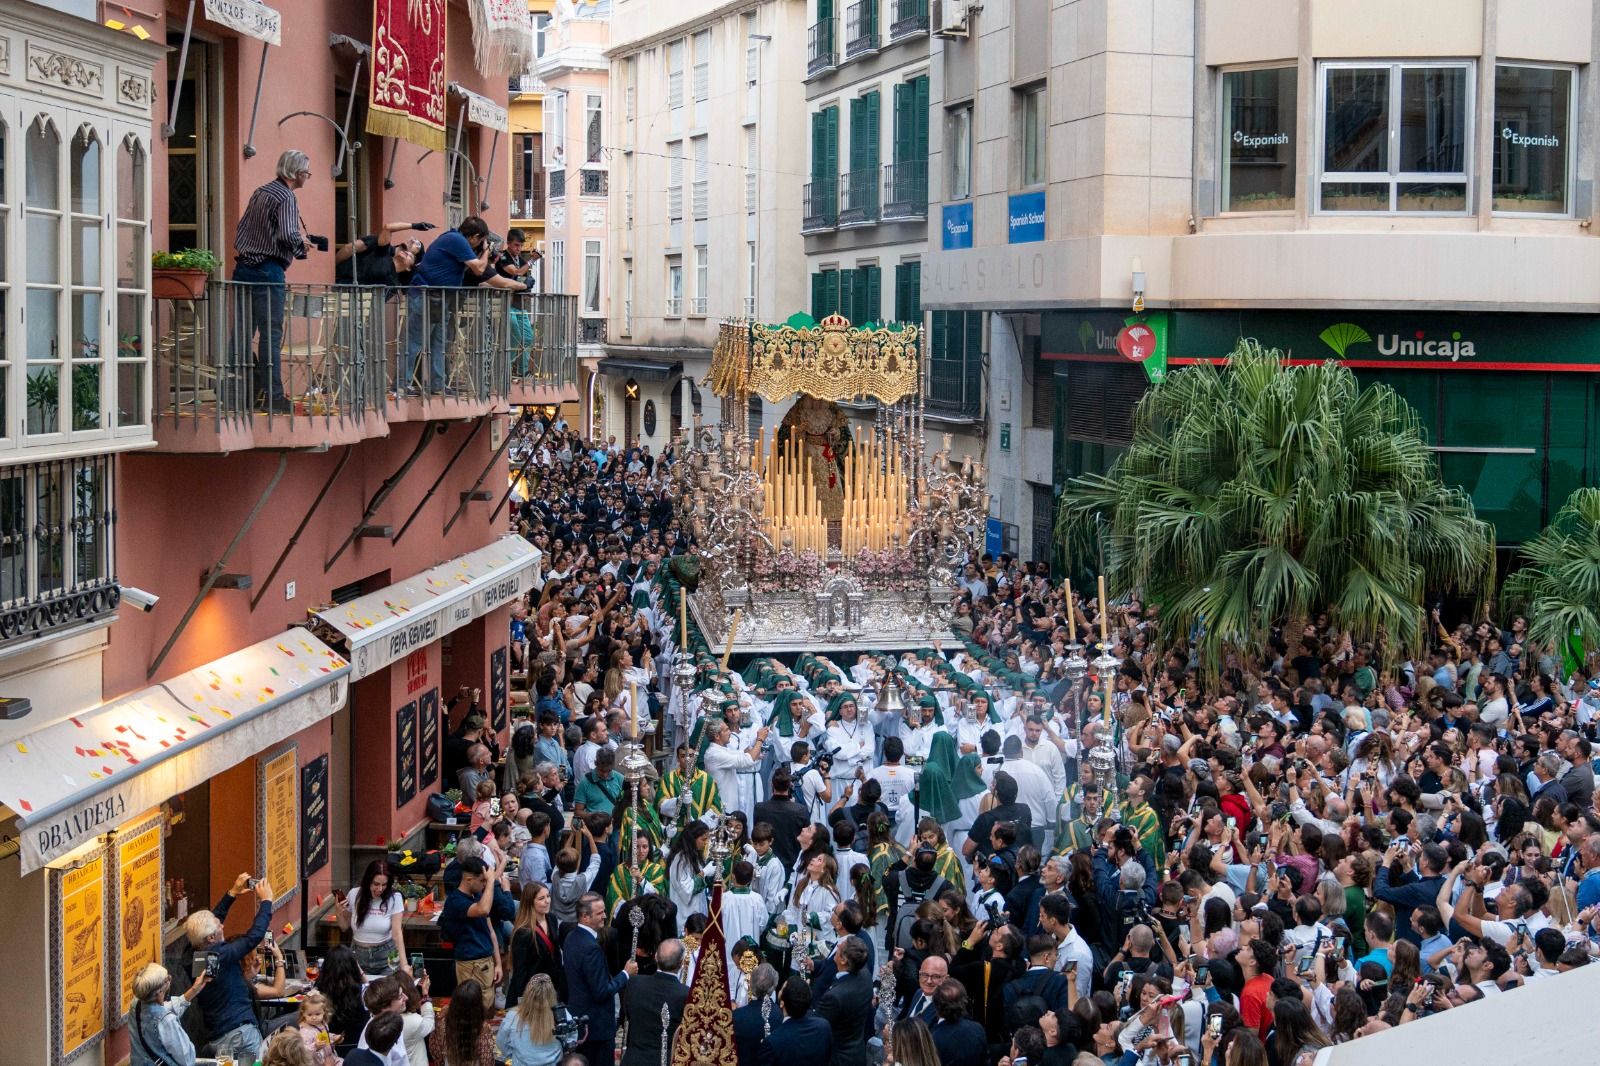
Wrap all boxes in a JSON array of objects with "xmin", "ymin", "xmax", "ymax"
[{"xmin": 368, "ymin": 0, "xmax": 448, "ymax": 150}]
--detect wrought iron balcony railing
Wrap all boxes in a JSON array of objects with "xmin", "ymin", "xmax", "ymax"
[
  {"xmin": 839, "ymin": 169, "xmax": 880, "ymax": 226},
  {"xmin": 802, "ymin": 179, "xmax": 839, "ymax": 232},
  {"xmin": 882, "ymin": 159, "xmax": 929, "ymax": 220},
  {"xmin": 808, "ymin": 19, "xmax": 837, "ymax": 77}
]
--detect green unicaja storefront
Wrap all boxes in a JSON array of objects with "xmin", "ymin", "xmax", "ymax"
[{"xmin": 1042, "ymin": 309, "xmax": 1600, "ymax": 545}]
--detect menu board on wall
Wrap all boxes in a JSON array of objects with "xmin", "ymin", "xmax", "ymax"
[
  {"xmin": 490, "ymin": 646, "xmax": 509, "ymax": 732},
  {"xmin": 396, "ymin": 701, "xmax": 418, "ymax": 807},
  {"xmin": 418, "ymin": 688, "xmax": 440, "ymax": 792},
  {"xmin": 116, "ymin": 818, "xmax": 163, "ymax": 1018},
  {"xmin": 258, "ymin": 748, "xmax": 299, "ymax": 906},
  {"xmin": 300, "ymin": 754, "xmax": 330, "ymax": 878},
  {"xmin": 52, "ymin": 851, "xmax": 105, "ymax": 1062}
]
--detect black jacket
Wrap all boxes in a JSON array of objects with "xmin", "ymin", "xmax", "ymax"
[
  {"xmin": 759, "ymin": 1014, "xmax": 833, "ymax": 1066},
  {"xmin": 733, "ymin": 995, "xmax": 778, "ymax": 1066},
  {"xmin": 619, "ymin": 971, "xmax": 689, "ymax": 1066},
  {"xmin": 813, "ymin": 970, "xmax": 875, "ymax": 1066},
  {"xmin": 929, "ymin": 1017, "xmax": 988, "ymax": 1066},
  {"xmin": 753, "ymin": 796, "xmax": 810, "ymax": 869}
]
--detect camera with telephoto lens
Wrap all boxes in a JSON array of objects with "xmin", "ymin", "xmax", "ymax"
[
  {"xmin": 813, "ymin": 742, "xmax": 842, "ymax": 775},
  {"xmin": 552, "ymin": 1005, "xmax": 585, "ymax": 1051}
]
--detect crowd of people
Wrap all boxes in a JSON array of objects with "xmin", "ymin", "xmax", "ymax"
[{"xmin": 130, "ymin": 415, "xmax": 1600, "ymax": 1066}]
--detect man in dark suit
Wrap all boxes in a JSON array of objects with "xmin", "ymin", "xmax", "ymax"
[
  {"xmin": 754, "ymin": 768, "xmax": 810, "ymax": 870},
  {"xmin": 620, "ymin": 939, "xmax": 690, "ymax": 1066},
  {"xmin": 732, "ymin": 964, "xmax": 781, "ymax": 1066},
  {"xmin": 928, "ymin": 980, "xmax": 988, "ymax": 1066},
  {"xmin": 813, "ymin": 938, "xmax": 874, "ymax": 1066},
  {"xmin": 759, "ymin": 977, "xmax": 833, "ymax": 1066},
  {"xmin": 1003, "ymin": 933, "xmax": 1070, "ymax": 1020},
  {"xmin": 568, "ymin": 892, "xmax": 639, "ymax": 1066},
  {"xmin": 899, "ymin": 954, "xmax": 947, "ymax": 1023},
  {"xmin": 810, "ymin": 902, "xmax": 876, "ymax": 1000}
]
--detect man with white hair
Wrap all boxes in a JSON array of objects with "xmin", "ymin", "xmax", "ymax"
[
  {"xmin": 232, "ymin": 149, "xmax": 324, "ymax": 411},
  {"xmin": 184, "ymin": 872, "xmax": 276, "ymax": 1062}
]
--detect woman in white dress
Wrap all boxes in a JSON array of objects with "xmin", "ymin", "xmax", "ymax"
[
  {"xmin": 666, "ymin": 819, "xmax": 712, "ymax": 931},
  {"xmin": 787, "ymin": 853, "xmax": 842, "ymax": 967}
]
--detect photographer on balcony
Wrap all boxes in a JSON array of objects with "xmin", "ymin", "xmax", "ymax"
[
  {"xmin": 335, "ymin": 221, "xmax": 435, "ymax": 287},
  {"xmin": 182, "ymin": 871, "xmax": 276, "ymax": 1062},
  {"xmin": 403, "ymin": 216, "xmax": 496, "ymax": 396},
  {"xmin": 233, "ymin": 150, "xmax": 327, "ymax": 412}
]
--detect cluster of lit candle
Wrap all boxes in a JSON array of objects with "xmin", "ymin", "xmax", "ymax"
[{"xmin": 750, "ymin": 429, "xmax": 909, "ymax": 555}]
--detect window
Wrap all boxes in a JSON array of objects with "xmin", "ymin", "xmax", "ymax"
[
  {"xmin": 1028, "ymin": 482, "xmax": 1055, "ymax": 566},
  {"xmin": 811, "ymin": 266, "xmax": 879, "ymax": 322},
  {"xmin": 668, "ymin": 40, "xmax": 685, "ymax": 134},
  {"xmin": 845, "ymin": 91, "xmax": 881, "ymax": 222},
  {"xmin": 1319, "ymin": 61, "xmax": 1471, "ymax": 213},
  {"xmin": 928, "ymin": 311, "xmax": 983, "ymax": 416},
  {"xmin": 668, "ymin": 142, "xmax": 684, "ymax": 224},
  {"xmin": 744, "ymin": 12, "xmax": 761, "ymax": 102},
  {"xmin": 1017, "ymin": 84, "xmax": 1046, "ymax": 187},
  {"xmin": 894, "ymin": 260, "xmax": 921, "ymax": 325},
  {"xmin": 693, "ymin": 30, "xmax": 711, "ymax": 128},
  {"xmin": 533, "ymin": 13, "xmax": 549, "ymax": 58},
  {"xmin": 1221, "ymin": 66, "xmax": 1296, "ymax": 211},
  {"xmin": 544, "ymin": 90, "xmax": 567, "ymax": 169},
  {"xmin": 693, "ymin": 246, "xmax": 708, "ymax": 314},
  {"xmin": 0, "ymin": 457, "xmax": 117, "ymax": 639},
  {"xmin": 513, "ymin": 132, "xmax": 544, "ymax": 216},
  {"xmin": 585, "ymin": 93, "xmax": 604, "ymax": 164},
  {"xmin": 623, "ymin": 263, "xmax": 634, "ymax": 334},
  {"xmin": 25, "ymin": 116, "xmax": 64, "ymax": 437},
  {"xmin": 692, "ymin": 136, "xmax": 709, "ymax": 220},
  {"xmin": 548, "ymin": 240, "xmax": 565, "ymax": 293},
  {"xmin": 666, "ymin": 259, "xmax": 683, "ymax": 316},
  {"xmin": 583, "ymin": 239, "xmax": 602, "ymax": 315},
  {"xmin": 116, "ymin": 135, "xmax": 148, "ymax": 429},
  {"xmin": 1493, "ymin": 64, "xmax": 1573, "ymax": 215},
  {"xmin": 745, "ymin": 126, "xmax": 759, "ymax": 212},
  {"xmin": 887, "ymin": 76, "xmax": 930, "ymax": 216},
  {"xmin": 947, "ymin": 105, "xmax": 972, "ymax": 199},
  {"xmin": 808, "ymin": 105, "xmax": 840, "ymax": 226},
  {"xmin": 746, "ymin": 241, "xmax": 758, "ymax": 318}
]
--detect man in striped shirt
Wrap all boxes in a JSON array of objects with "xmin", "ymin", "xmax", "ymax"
[{"xmin": 231, "ymin": 150, "xmax": 324, "ymax": 411}]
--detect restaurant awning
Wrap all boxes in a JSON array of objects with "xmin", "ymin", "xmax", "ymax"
[
  {"xmin": 313, "ymin": 534, "xmax": 540, "ymax": 680},
  {"xmin": 0, "ymin": 630, "xmax": 350, "ymax": 874},
  {"xmin": 596, "ymin": 358, "xmax": 684, "ymax": 382}
]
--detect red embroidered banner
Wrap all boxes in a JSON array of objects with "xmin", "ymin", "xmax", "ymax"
[{"xmin": 368, "ymin": 0, "xmax": 447, "ymax": 150}]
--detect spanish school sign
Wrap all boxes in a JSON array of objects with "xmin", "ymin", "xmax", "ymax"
[{"xmin": 1044, "ymin": 310, "xmax": 1600, "ymax": 372}]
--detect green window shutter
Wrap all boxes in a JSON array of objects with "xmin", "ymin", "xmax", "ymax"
[
  {"xmin": 849, "ymin": 96, "xmax": 868, "ymax": 180},
  {"xmin": 811, "ymin": 110, "xmax": 829, "ymax": 185},
  {"xmin": 894, "ymin": 263, "xmax": 909, "ymax": 323},
  {"xmin": 837, "ymin": 269, "xmax": 855, "ymax": 321},
  {"xmin": 865, "ymin": 92, "xmax": 881, "ymax": 175},
  {"xmin": 909, "ymin": 260, "xmax": 921, "ymax": 321},
  {"xmin": 819, "ymin": 0, "xmax": 833, "ymax": 22},
  {"xmin": 913, "ymin": 76, "xmax": 930, "ymax": 161},
  {"xmin": 825, "ymin": 106, "xmax": 840, "ymax": 209},
  {"xmin": 823, "ymin": 269, "xmax": 840, "ymax": 317},
  {"xmin": 930, "ymin": 310, "xmax": 948, "ymax": 360},
  {"xmin": 811, "ymin": 272, "xmax": 826, "ymax": 320},
  {"xmin": 892, "ymin": 83, "xmax": 913, "ymax": 168},
  {"xmin": 964, "ymin": 312, "xmax": 984, "ymax": 401},
  {"xmin": 863, "ymin": 265, "xmax": 881, "ymax": 325}
]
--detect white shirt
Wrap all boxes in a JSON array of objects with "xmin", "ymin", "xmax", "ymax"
[
  {"xmin": 1054, "ymin": 926, "xmax": 1095, "ymax": 997},
  {"xmin": 1023, "ymin": 738, "xmax": 1068, "ymax": 793},
  {"xmin": 824, "ymin": 719, "xmax": 874, "ymax": 780},
  {"xmin": 345, "ymin": 888, "xmax": 404, "ymax": 946},
  {"xmin": 1480, "ymin": 697, "xmax": 1510, "ymax": 726},
  {"xmin": 867, "ymin": 764, "xmax": 918, "ymax": 814},
  {"xmin": 704, "ymin": 742, "xmax": 758, "ymax": 818},
  {"xmin": 999, "ymin": 757, "xmax": 1058, "ymax": 827},
  {"xmin": 572, "ymin": 740, "xmax": 601, "ymax": 782},
  {"xmin": 833, "ymin": 847, "xmax": 869, "ymax": 904},
  {"xmin": 797, "ymin": 763, "xmax": 831, "ymax": 821}
]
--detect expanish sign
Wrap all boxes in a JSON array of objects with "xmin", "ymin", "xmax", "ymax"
[
  {"xmin": 942, "ymin": 202, "xmax": 974, "ymax": 250},
  {"xmin": 1233, "ymin": 129, "xmax": 1290, "ymax": 149},
  {"xmin": 1503, "ymin": 126, "xmax": 1560, "ymax": 148}
]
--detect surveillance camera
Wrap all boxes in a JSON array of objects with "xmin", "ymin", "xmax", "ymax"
[{"xmin": 120, "ymin": 585, "xmax": 160, "ymax": 613}]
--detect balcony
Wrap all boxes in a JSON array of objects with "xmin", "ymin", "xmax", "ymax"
[
  {"xmin": 578, "ymin": 318, "xmax": 608, "ymax": 346},
  {"xmin": 690, "ymin": 297, "xmax": 708, "ymax": 316},
  {"xmin": 549, "ymin": 169, "xmax": 567, "ymax": 200},
  {"xmin": 508, "ymin": 293, "xmax": 580, "ymax": 408},
  {"xmin": 666, "ymin": 297, "xmax": 683, "ymax": 316},
  {"xmin": 889, "ymin": 0, "xmax": 930, "ymax": 39},
  {"xmin": 580, "ymin": 169, "xmax": 608, "ymax": 197},
  {"xmin": 839, "ymin": 169, "xmax": 880, "ymax": 226},
  {"xmin": 802, "ymin": 179, "xmax": 839, "ymax": 233},
  {"xmin": 882, "ymin": 160, "xmax": 929, "ymax": 220},
  {"xmin": 509, "ymin": 75, "xmax": 548, "ymax": 95},
  {"xmin": 845, "ymin": 1, "xmax": 880, "ymax": 59},
  {"xmin": 744, "ymin": 296, "xmax": 756, "ymax": 317},
  {"xmin": 807, "ymin": 19, "xmax": 837, "ymax": 78},
  {"xmin": 0, "ymin": 455, "xmax": 119, "ymax": 648},
  {"xmin": 511, "ymin": 187, "xmax": 547, "ymax": 221},
  {"xmin": 152, "ymin": 281, "xmax": 580, "ymax": 451}
]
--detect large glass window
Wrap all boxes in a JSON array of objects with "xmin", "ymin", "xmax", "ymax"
[
  {"xmin": 947, "ymin": 105, "xmax": 972, "ymax": 199},
  {"xmin": 1493, "ymin": 64, "xmax": 1573, "ymax": 215},
  {"xmin": 583, "ymin": 239, "xmax": 602, "ymax": 315},
  {"xmin": 25, "ymin": 116, "xmax": 63, "ymax": 437},
  {"xmin": 1221, "ymin": 66, "xmax": 1296, "ymax": 212},
  {"xmin": 1017, "ymin": 84, "xmax": 1046, "ymax": 187},
  {"xmin": 1319, "ymin": 62, "xmax": 1470, "ymax": 213}
]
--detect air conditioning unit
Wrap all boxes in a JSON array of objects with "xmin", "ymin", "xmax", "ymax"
[{"xmin": 932, "ymin": 0, "xmax": 971, "ymax": 37}]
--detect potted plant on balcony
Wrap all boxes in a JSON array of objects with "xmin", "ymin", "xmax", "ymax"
[{"xmin": 151, "ymin": 248, "xmax": 221, "ymax": 300}]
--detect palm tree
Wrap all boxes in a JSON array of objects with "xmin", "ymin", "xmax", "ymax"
[
  {"xmin": 1058, "ymin": 340, "xmax": 1494, "ymax": 671},
  {"xmin": 1501, "ymin": 487, "xmax": 1600, "ymax": 674}
]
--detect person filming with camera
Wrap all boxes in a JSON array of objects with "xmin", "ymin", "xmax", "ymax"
[{"xmin": 183, "ymin": 871, "xmax": 276, "ymax": 1061}]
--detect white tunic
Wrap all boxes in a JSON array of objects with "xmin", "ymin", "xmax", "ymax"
[
  {"xmin": 703, "ymin": 741, "xmax": 759, "ymax": 819},
  {"xmin": 720, "ymin": 888, "xmax": 771, "ymax": 971},
  {"xmin": 754, "ymin": 853, "xmax": 789, "ymax": 913},
  {"xmin": 669, "ymin": 853, "xmax": 708, "ymax": 930},
  {"xmin": 824, "ymin": 719, "xmax": 874, "ymax": 785}
]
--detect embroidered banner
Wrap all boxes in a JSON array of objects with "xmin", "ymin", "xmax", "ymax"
[{"xmin": 368, "ymin": 0, "xmax": 447, "ymax": 150}]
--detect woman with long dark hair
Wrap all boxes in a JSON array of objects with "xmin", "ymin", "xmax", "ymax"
[
  {"xmin": 1268, "ymin": 998, "xmax": 1329, "ymax": 1066},
  {"xmin": 428, "ymin": 978, "xmax": 497, "ymax": 1065},
  {"xmin": 312, "ymin": 945, "xmax": 368, "ymax": 1056},
  {"xmin": 508, "ymin": 881, "xmax": 564, "ymax": 1008},
  {"xmin": 666, "ymin": 819, "xmax": 712, "ymax": 927},
  {"xmin": 334, "ymin": 859, "xmax": 409, "ymax": 977}
]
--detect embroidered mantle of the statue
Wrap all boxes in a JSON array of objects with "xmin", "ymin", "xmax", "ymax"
[{"xmin": 671, "ymin": 883, "xmax": 738, "ymax": 1066}]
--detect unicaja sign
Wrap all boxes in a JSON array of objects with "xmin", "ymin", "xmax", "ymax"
[{"xmin": 1233, "ymin": 129, "xmax": 1289, "ymax": 148}]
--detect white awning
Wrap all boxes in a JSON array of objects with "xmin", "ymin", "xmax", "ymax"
[
  {"xmin": 204, "ymin": 0, "xmax": 282, "ymax": 46},
  {"xmin": 313, "ymin": 535, "xmax": 540, "ymax": 680},
  {"xmin": 0, "ymin": 630, "xmax": 350, "ymax": 873}
]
